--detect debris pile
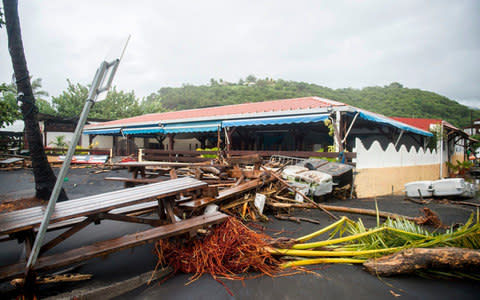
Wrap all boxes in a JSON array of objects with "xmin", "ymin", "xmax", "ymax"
[{"xmin": 154, "ymin": 216, "xmax": 282, "ymax": 283}]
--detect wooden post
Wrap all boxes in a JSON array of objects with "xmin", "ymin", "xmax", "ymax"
[
  {"xmin": 168, "ymin": 134, "xmax": 175, "ymax": 151},
  {"xmin": 199, "ymin": 136, "xmax": 206, "ymax": 149},
  {"xmin": 225, "ymin": 127, "xmax": 235, "ymax": 153},
  {"xmin": 113, "ymin": 136, "xmax": 118, "ymax": 156}
]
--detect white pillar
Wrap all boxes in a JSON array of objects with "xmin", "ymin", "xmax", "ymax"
[{"xmin": 334, "ymin": 110, "xmax": 341, "ymax": 152}]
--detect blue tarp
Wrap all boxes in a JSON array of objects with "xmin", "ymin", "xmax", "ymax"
[
  {"xmin": 162, "ymin": 121, "xmax": 221, "ymax": 133},
  {"xmin": 122, "ymin": 126, "xmax": 164, "ymax": 135},
  {"xmin": 222, "ymin": 114, "xmax": 329, "ymax": 127},
  {"xmin": 83, "ymin": 128, "xmax": 121, "ymax": 135},
  {"xmin": 357, "ymin": 111, "xmax": 433, "ymax": 137}
]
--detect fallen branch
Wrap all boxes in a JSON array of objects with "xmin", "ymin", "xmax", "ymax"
[
  {"xmin": 450, "ymin": 201, "xmax": 480, "ymax": 208},
  {"xmin": 267, "ymin": 201, "xmax": 419, "ymax": 222},
  {"xmin": 363, "ymin": 247, "xmax": 480, "ymax": 276},
  {"xmin": 10, "ymin": 273, "xmax": 92, "ymax": 287},
  {"xmin": 404, "ymin": 197, "xmax": 431, "ymax": 205},
  {"xmin": 274, "ymin": 214, "xmax": 322, "ymax": 225}
]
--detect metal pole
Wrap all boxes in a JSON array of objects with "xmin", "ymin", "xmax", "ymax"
[
  {"xmin": 341, "ymin": 112, "xmax": 359, "ymax": 145},
  {"xmin": 25, "ymin": 61, "xmax": 114, "ymax": 272},
  {"xmin": 394, "ymin": 130, "xmax": 405, "ymax": 148}
]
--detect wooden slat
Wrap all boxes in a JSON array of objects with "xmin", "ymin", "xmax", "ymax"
[
  {"xmin": 178, "ymin": 197, "xmax": 217, "ymax": 209},
  {"xmin": 43, "ymin": 201, "xmax": 162, "ymax": 232},
  {"xmin": 216, "ymin": 177, "xmax": 274, "ymax": 201},
  {"xmin": 104, "ymin": 177, "xmax": 165, "ymax": 184},
  {"xmin": 0, "ymin": 177, "xmax": 207, "ymax": 235},
  {"xmin": 0, "ymin": 212, "xmax": 228, "ymax": 281}
]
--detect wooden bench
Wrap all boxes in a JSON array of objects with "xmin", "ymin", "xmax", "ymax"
[
  {"xmin": 0, "ymin": 157, "xmax": 25, "ymax": 169},
  {"xmin": 0, "ymin": 177, "xmax": 227, "ymax": 282},
  {"xmin": 0, "ymin": 177, "xmax": 208, "ymax": 236}
]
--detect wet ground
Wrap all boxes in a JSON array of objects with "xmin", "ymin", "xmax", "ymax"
[{"xmin": 0, "ymin": 168, "xmax": 479, "ymax": 299}]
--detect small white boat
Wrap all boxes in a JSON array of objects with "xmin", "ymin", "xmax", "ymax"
[
  {"xmin": 432, "ymin": 178, "xmax": 469, "ymax": 197},
  {"xmin": 404, "ymin": 181, "xmax": 433, "ymax": 198},
  {"xmin": 405, "ymin": 178, "xmax": 476, "ymax": 199}
]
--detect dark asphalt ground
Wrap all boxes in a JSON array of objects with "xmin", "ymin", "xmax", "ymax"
[{"xmin": 0, "ymin": 168, "xmax": 479, "ymax": 300}]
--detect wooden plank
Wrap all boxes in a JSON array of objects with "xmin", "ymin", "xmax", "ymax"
[
  {"xmin": 227, "ymin": 154, "xmax": 261, "ymax": 165},
  {"xmin": 161, "ymin": 198, "xmax": 176, "ymax": 223},
  {"xmin": 98, "ymin": 213, "xmax": 164, "ymax": 226},
  {"xmin": 178, "ymin": 197, "xmax": 217, "ymax": 209},
  {"xmin": 0, "ymin": 212, "xmax": 228, "ymax": 281},
  {"xmin": 43, "ymin": 201, "xmax": 163, "ymax": 232},
  {"xmin": 0, "ymin": 157, "xmax": 24, "ymax": 164},
  {"xmin": 104, "ymin": 177, "xmax": 165, "ymax": 184},
  {"xmin": 227, "ymin": 168, "xmax": 265, "ymax": 179},
  {"xmin": 216, "ymin": 177, "xmax": 274, "ymax": 201},
  {"xmin": 40, "ymin": 217, "xmax": 94, "ymax": 255},
  {"xmin": 229, "ymin": 150, "xmax": 357, "ymax": 159},
  {"xmin": 0, "ymin": 177, "xmax": 207, "ymax": 235}
]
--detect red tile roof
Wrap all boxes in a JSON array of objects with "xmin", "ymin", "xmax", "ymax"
[
  {"xmin": 391, "ymin": 117, "xmax": 458, "ymax": 131},
  {"xmin": 86, "ymin": 97, "xmax": 345, "ymax": 128}
]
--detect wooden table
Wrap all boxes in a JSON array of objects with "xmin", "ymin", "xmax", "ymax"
[
  {"xmin": 111, "ymin": 161, "xmax": 224, "ymax": 187},
  {"xmin": 0, "ymin": 177, "xmax": 228, "ymax": 282}
]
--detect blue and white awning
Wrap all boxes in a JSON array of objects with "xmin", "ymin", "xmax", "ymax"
[
  {"xmin": 122, "ymin": 126, "xmax": 164, "ymax": 135},
  {"xmin": 83, "ymin": 128, "xmax": 121, "ymax": 135},
  {"xmin": 222, "ymin": 114, "xmax": 329, "ymax": 127},
  {"xmin": 162, "ymin": 121, "xmax": 221, "ymax": 134},
  {"xmin": 356, "ymin": 111, "xmax": 433, "ymax": 137}
]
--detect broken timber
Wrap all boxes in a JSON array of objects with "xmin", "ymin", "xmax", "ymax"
[
  {"xmin": 267, "ymin": 201, "xmax": 419, "ymax": 222},
  {"xmin": 262, "ymin": 167, "xmax": 338, "ymax": 220},
  {"xmin": 363, "ymin": 247, "xmax": 480, "ymax": 276}
]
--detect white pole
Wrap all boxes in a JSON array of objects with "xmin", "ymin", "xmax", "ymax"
[{"xmin": 439, "ymin": 121, "xmax": 444, "ymax": 179}]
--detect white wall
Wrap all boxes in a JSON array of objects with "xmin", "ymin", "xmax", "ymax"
[
  {"xmin": 354, "ymin": 138, "xmax": 440, "ymax": 169},
  {"xmin": 45, "ymin": 131, "xmax": 74, "ymax": 147},
  {"xmin": 89, "ymin": 135, "xmax": 114, "ymax": 149}
]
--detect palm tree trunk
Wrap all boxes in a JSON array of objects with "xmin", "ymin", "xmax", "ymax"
[{"xmin": 3, "ymin": 0, "xmax": 67, "ymax": 201}]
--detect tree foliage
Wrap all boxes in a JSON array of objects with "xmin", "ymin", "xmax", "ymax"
[
  {"xmin": 1, "ymin": 78, "xmax": 56, "ymax": 126},
  {"xmin": 52, "ymin": 80, "xmax": 146, "ymax": 120},
  {"xmin": 0, "ymin": 83, "xmax": 20, "ymax": 127},
  {"xmin": 51, "ymin": 79, "xmax": 88, "ymax": 118},
  {"xmin": 91, "ymin": 86, "xmax": 142, "ymax": 119},
  {"xmin": 140, "ymin": 92, "xmax": 167, "ymax": 114}
]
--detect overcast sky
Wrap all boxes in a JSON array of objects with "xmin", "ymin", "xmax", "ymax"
[{"xmin": 1, "ymin": 0, "xmax": 479, "ymax": 108}]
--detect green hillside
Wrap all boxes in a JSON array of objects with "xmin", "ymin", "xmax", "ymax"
[{"xmin": 144, "ymin": 78, "xmax": 479, "ymax": 128}]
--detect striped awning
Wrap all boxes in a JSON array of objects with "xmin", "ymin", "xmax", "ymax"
[
  {"xmin": 162, "ymin": 121, "xmax": 221, "ymax": 133},
  {"xmin": 122, "ymin": 126, "xmax": 164, "ymax": 135},
  {"xmin": 222, "ymin": 114, "xmax": 329, "ymax": 127},
  {"xmin": 83, "ymin": 128, "xmax": 121, "ymax": 135}
]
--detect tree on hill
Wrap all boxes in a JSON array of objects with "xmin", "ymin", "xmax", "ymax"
[{"xmin": 147, "ymin": 76, "xmax": 479, "ymax": 128}]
